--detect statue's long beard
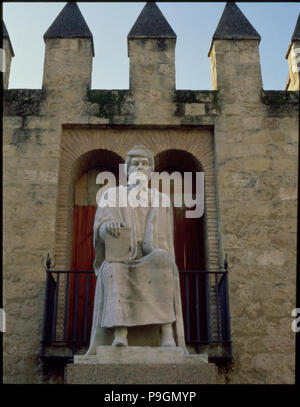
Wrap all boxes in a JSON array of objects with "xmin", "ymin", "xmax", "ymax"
[{"xmin": 128, "ymin": 171, "xmax": 149, "ymax": 187}]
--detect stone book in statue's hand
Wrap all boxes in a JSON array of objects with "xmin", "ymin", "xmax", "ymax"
[{"xmin": 105, "ymin": 226, "xmax": 131, "ymax": 262}]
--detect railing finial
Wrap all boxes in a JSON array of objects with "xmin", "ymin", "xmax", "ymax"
[
  {"xmin": 224, "ymin": 253, "xmax": 228, "ymax": 271},
  {"xmin": 41, "ymin": 252, "xmax": 56, "ymax": 270}
]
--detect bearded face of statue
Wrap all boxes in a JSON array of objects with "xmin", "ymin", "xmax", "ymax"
[{"xmin": 127, "ymin": 156, "xmax": 152, "ymax": 186}]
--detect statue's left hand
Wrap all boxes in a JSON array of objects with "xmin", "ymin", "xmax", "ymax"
[{"xmin": 106, "ymin": 220, "xmax": 125, "ymax": 237}]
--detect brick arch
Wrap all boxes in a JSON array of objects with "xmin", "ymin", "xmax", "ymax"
[
  {"xmin": 154, "ymin": 148, "xmax": 214, "ymax": 270},
  {"xmin": 55, "ymin": 147, "xmax": 123, "ymax": 269},
  {"xmin": 55, "ymin": 126, "xmax": 220, "ymax": 270},
  {"xmin": 155, "ymin": 148, "xmax": 203, "ymax": 172},
  {"xmin": 72, "ymin": 149, "xmax": 124, "ymax": 184}
]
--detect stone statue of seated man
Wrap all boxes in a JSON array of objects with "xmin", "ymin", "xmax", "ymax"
[{"xmin": 85, "ymin": 145, "xmax": 186, "ymax": 354}]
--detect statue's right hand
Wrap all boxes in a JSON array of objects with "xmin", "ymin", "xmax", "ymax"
[{"xmin": 106, "ymin": 220, "xmax": 125, "ymax": 237}]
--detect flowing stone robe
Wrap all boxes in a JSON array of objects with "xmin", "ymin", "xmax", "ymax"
[{"xmin": 86, "ymin": 186, "xmax": 186, "ymax": 354}]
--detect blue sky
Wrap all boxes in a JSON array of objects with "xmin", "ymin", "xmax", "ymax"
[{"xmin": 3, "ymin": 2, "xmax": 300, "ymax": 90}]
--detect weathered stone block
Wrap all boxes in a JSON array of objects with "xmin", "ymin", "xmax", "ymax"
[
  {"xmin": 243, "ymin": 158, "xmax": 271, "ymax": 171},
  {"xmin": 185, "ymin": 103, "xmax": 206, "ymax": 115},
  {"xmin": 66, "ymin": 347, "xmax": 216, "ymax": 384}
]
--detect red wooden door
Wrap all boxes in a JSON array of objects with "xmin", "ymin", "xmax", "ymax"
[
  {"xmin": 174, "ymin": 205, "xmax": 207, "ymax": 342},
  {"xmin": 67, "ymin": 205, "xmax": 97, "ymax": 342},
  {"xmin": 159, "ymin": 165, "xmax": 208, "ymax": 344}
]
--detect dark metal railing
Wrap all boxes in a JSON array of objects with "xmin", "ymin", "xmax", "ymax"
[{"xmin": 40, "ymin": 267, "xmax": 232, "ymax": 365}]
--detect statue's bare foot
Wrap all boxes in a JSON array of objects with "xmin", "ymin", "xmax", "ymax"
[
  {"xmin": 112, "ymin": 327, "xmax": 128, "ymax": 347},
  {"xmin": 112, "ymin": 337, "xmax": 128, "ymax": 347},
  {"xmin": 160, "ymin": 323, "xmax": 176, "ymax": 347},
  {"xmin": 160, "ymin": 336, "xmax": 176, "ymax": 347}
]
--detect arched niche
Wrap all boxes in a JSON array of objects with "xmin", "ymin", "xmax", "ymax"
[{"xmin": 54, "ymin": 126, "xmax": 220, "ymax": 348}]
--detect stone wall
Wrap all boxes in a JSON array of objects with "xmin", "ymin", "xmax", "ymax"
[
  {"xmin": 3, "ymin": 32, "xmax": 299, "ymax": 384},
  {"xmin": 216, "ymin": 99, "xmax": 298, "ymax": 383},
  {"xmin": 210, "ymin": 39, "xmax": 298, "ymax": 384},
  {"xmin": 3, "ymin": 90, "xmax": 60, "ymax": 383}
]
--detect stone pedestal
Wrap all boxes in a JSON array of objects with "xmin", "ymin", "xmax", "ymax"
[{"xmin": 65, "ymin": 347, "xmax": 217, "ymax": 384}]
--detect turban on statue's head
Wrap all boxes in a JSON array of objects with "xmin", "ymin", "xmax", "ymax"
[{"xmin": 125, "ymin": 145, "xmax": 155, "ymax": 173}]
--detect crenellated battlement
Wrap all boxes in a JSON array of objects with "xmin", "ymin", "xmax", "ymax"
[
  {"xmin": 3, "ymin": 2, "xmax": 299, "ymax": 124},
  {"xmin": 3, "ymin": 2, "xmax": 300, "ymax": 94}
]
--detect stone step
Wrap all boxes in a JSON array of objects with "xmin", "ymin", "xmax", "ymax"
[
  {"xmin": 74, "ymin": 346, "xmax": 208, "ymax": 365},
  {"xmin": 67, "ymin": 347, "xmax": 216, "ymax": 384}
]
